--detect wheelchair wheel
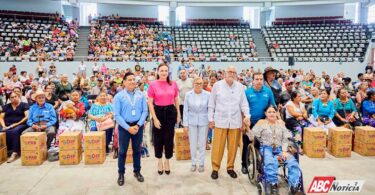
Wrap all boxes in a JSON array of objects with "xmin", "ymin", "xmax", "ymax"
[
  {"xmin": 256, "ymin": 182, "xmax": 265, "ymax": 195},
  {"xmin": 246, "ymin": 144, "xmax": 257, "ymax": 184}
]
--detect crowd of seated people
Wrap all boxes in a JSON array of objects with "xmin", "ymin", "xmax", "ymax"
[
  {"xmin": 0, "ymin": 58, "xmax": 374, "ymax": 164},
  {"xmin": 0, "ymin": 11, "xmax": 78, "ymax": 62},
  {"xmin": 87, "ymin": 20, "xmax": 173, "ymax": 62}
]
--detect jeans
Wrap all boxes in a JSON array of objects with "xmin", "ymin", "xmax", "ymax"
[
  {"xmin": 260, "ymin": 145, "xmax": 300, "ymax": 188},
  {"xmin": 118, "ymin": 125, "xmax": 143, "ymax": 174},
  {"xmin": 90, "ymin": 127, "xmax": 113, "ymax": 153}
]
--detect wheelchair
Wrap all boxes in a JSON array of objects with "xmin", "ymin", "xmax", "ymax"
[{"xmin": 246, "ymin": 136, "xmax": 305, "ymax": 195}]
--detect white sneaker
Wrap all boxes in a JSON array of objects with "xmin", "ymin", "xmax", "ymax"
[
  {"xmin": 191, "ymin": 165, "xmax": 197, "ymax": 172},
  {"xmin": 198, "ymin": 165, "xmax": 205, "ymax": 172},
  {"xmin": 7, "ymin": 153, "xmax": 18, "ymax": 163}
]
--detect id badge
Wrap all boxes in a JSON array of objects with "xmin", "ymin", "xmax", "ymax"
[{"xmin": 131, "ymin": 109, "xmax": 136, "ymax": 116}]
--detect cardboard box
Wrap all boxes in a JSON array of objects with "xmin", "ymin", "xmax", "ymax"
[
  {"xmin": 328, "ymin": 142, "xmax": 352, "ymax": 158},
  {"xmin": 21, "ymin": 149, "xmax": 46, "ymax": 166},
  {"xmin": 59, "ymin": 132, "xmax": 82, "ymax": 151},
  {"xmin": 0, "ymin": 147, "xmax": 7, "ymax": 164},
  {"xmin": 175, "ymin": 146, "xmax": 191, "ymax": 160},
  {"xmin": 303, "ymin": 127, "xmax": 326, "ymax": 146},
  {"xmin": 304, "ymin": 144, "xmax": 325, "ymax": 158},
  {"xmin": 21, "ymin": 132, "xmax": 47, "ymax": 151},
  {"xmin": 175, "ymin": 128, "xmax": 190, "ymax": 147},
  {"xmin": 354, "ymin": 141, "xmax": 375, "ymax": 156},
  {"xmin": 84, "ymin": 132, "xmax": 106, "ymax": 150},
  {"xmin": 0, "ymin": 133, "xmax": 6, "ymax": 149},
  {"xmin": 328, "ymin": 127, "xmax": 352, "ymax": 145},
  {"xmin": 84, "ymin": 149, "xmax": 106, "ymax": 164},
  {"xmin": 355, "ymin": 126, "xmax": 375, "ymax": 144},
  {"xmin": 59, "ymin": 149, "xmax": 82, "ymax": 165}
]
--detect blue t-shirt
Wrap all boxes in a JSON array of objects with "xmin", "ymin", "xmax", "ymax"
[
  {"xmin": 312, "ymin": 98, "xmax": 335, "ymax": 119},
  {"xmin": 245, "ymin": 86, "xmax": 276, "ymax": 124},
  {"xmin": 362, "ymin": 100, "xmax": 375, "ymax": 118}
]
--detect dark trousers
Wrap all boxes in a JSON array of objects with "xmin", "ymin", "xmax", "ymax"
[
  {"xmin": 153, "ymin": 105, "xmax": 177, "ymax": 159},
  {"xmin": 241, "ymin": 123, "xmax": 255, "ymax": 167},
  {"xmin": 0, "ymin": 124, "xmax": 28, "ymax": 154},
  {"xmin": 179, "ymin": 105, "xmax": 184, "ymax": 127},
  {"xmin": 118, "ymin": 125, "xmax": 143, "ymax": 174}
]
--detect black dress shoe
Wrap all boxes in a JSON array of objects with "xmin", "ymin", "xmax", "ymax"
[
  {"xmin": 134, "ymin": 172, "xmax": 144, "ymax": 182},
  {"xmin": 211, "ymin": 171, "xmax": 218, "ymax": 180},
  {"xmin": 165, "ymin": 170, "xmax": 171, "ymax": 175},
  {"xmin": 158, "ymin": 170, "xmax": 163, "ymax": 175},
  {"xmin": 117, "ymin": 174, "xmax": 124, "ymax": 186},
  {"xmin": 270, "ymin": 184, "xmax": 279, "ymax": 195},
  {"xmin": 241, "ymin": 166, "xmax": 248, "ymax": 174},
  {"xmin": 227, "ymin": 170, "xmax": 238, "ymax": 178}
]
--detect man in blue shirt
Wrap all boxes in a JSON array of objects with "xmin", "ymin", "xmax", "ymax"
[
  {"xmin": 114, "ymin": 72, "xmax": 148, "ymax": 186},
  {"xmin": 23, "ymin": 90, "xmax": 57, "ymax": 149},
  {"xmin": 241, "ymin": 71, "xmax": 276, "ymax": 174}
]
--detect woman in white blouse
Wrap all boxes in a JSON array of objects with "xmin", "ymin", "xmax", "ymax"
[{"xmin": 183, "ymin": 77, "xmax": 210, "ymax": 172}]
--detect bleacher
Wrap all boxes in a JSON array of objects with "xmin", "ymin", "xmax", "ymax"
[
  {"xmin": 174, "ymin": 22, "xmax": 256, "ymax": 62},
  {"xmin": 264, "ymin": 22, "xmax": 370, "ymax": 62},
  {"xmin": 0, "ymin": 10, "xmax": 77, "ymax": 62}
]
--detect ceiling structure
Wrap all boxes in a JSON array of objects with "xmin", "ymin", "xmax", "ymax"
[{"xmin": 75, "ymin": 0, "xmax": 368, "ymax": 7}]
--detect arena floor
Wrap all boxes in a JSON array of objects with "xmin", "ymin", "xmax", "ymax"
[{"xmin": 0, "ymin": 126, "xmax": 374, "ymax": 195}]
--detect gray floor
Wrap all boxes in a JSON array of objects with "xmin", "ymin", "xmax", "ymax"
[{"xmin": 1, "ymin": 129, "xmax": 375, "ymax": 195}]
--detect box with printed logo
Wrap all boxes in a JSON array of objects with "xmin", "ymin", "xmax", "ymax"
[
  {"xmin": 174, "ymin": 128, "xmax": 190, "ymax": 147},
  {"xmin": 328, "ymin": 142, "xmax": 352, "ymax": 158},
  {"xmin": 59, "ymin": 149, "xmax": 82, "ymax": 165},
  {"xmin": 328, "ymin": 127, "xmax": 352, "ymax": 145},
  {"xmin": 355, "ymin": 126, "xmax": 375, "ymax": 144},
  {"xmin": 175, "ymin": 146, "xmax": 191, "ymax": 160},
  {"xmin": 21, "ymin": 132, "xmax": 47, "ymax": 151},
  {"xmin": 21, "ymin": 149, "xmax": 47, "ymax": 166},
  {"xmin": 0, "ymin": 133, "xmax": 6, "ymax": 149},
  {"xmin": 303, "ymin": 127, "xmax": 326, "ymax": 147},
  {"xmin": 354, "ymin": 141, "xmax": 375, "ymax": 156},
  {"xmin": 84, "ymin": 132, "xmax": 106, "ymax": 150},
  {"xmin": 304, "ymin": 144, "xmax": 325, "ymax": 158},
  {"xmin": 0, "ymin": 147, "xmax": 7, "ymax": 165},
  {"xmin": 59, "ymin": 132, "xmax": 82, "ymax": 151},
  {"xmin": 84, "ymin": 149, "xmax": 106, "ymax": 164}
]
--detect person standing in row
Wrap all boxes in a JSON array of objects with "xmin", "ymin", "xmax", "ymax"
[
  {"xmin": 148, "ymin": 63, "xmax": 181, "ymax": 175},
  {"xmin": 241, "ymin": 71, "xmax": 276, "ymax": 174},
  {"xmin": 208, "ymin": 66, "xmax": 250, "ymax": 180},
  {"xmin": 114, "ymin": 72, "xmax": 148, "ymax": 186},
  {"xmin": 176, "ymin": 69, "xmax": 193, "ymax": 127},
  {"xmin": 183, "ymin": 77, "xmax": 210, "ymax": 172}
]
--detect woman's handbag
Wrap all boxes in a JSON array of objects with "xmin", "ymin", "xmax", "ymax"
[{"xmin": 96, "ymin": 118, "xmax": 115, "ymax": 131}]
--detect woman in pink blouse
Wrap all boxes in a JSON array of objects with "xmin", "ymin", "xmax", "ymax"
[{"xmin": 148, "ymin": 63, "xmax": 181, "ymax": 175}]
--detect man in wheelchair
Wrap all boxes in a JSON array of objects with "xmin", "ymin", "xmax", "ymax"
[{"xmin": 248, "ymin": 105, "xmax": 302, "ymax": 195}]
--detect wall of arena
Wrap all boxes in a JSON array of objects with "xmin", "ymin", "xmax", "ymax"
[
  {"xmin": 0, "ymin": 61, "xmax": 366, "ymax": 80},
  {"xmin": 274, "ymin": 4, "xmax": 345, "ymax": 18},
  {"xmin": 97, "ymin": 3, "xmax": 158, "ymax": 18},
  {"xmin": 0, "ymin": 0, "xmax": 61, "ymax": 13},
  {"xmin": 185, "ymin": 6, "xmax": 243, "ymax": 19}
]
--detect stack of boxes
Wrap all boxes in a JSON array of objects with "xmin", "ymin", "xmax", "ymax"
[
  {"xmin": 354, "ymin": 126, "xmax": 375, "ymax": 156},
  {"xmin": 0, "ymin": 133, "xmax": 7, "ymax": 164},
  {"xmin": 59, "ymin": 132, "xmax": 82, "ymax": 165},
  {"xmin": 174, "ymin": 128, "xmax": 191, "ymax": 160},
  {"xmin": 84, "ymin": 132, "xmax": 106, "ymax": 164},
  {"xmin": 303, "ymin": 127, "xmax": 326, "ymax": 158},
  {"xmin": 20, "ymin": 132, "xmax": 47, "ymax": 166},
  {"xmin": 328, "ymin": 127, "xmax": 352, "ymax": 158}
]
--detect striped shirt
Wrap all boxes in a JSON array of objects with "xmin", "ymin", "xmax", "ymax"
[{"xmin": 88, "ymin": 103, "xmax": 113, "ymax": 129}]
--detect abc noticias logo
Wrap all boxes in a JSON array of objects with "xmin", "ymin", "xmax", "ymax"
[{"xmin": 308, "ymin": 176, "xmax": 365, "ymax": 193}]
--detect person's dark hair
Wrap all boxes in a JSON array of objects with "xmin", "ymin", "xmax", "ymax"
[
  {"xmin": 209, "ymin": 73, "xmax": 217, "ymax": 79},
  {"xmin": 109, "ymin": 81, "xmax": 116, "ymax": 87},
  {"xmin": 13, "ymin": 86, "xmax": 22, "ymax": 92},
  {"xmin": 123, "ymin": 72, "xmax": 134, "ymax": 81},
  {"xmin": 337, "ymin": 88, "xmax": 346, "ymax": 98},
  {"xmin": 71, "ymin": 89, "xmax": 82, "ymax": 95},
  {"xmin": 290, "ymin": 91, "xmax": 299, "ymax": 101},
  {"xmin": 366, "ymin": 90, "xmax": 375, "ymax": 100},
  {"xmin": 264, "ymin": 105, "xmax": 278, "ymax": 113},
  {"xmin": 252, "ymin": 70, "xmax": 263, "ymax": 80},
  {"xmin": 156, "ymin": 63, "xmax": 171, "ymax": 85},
  {"xmin": 358, "ymin": 73, "xmax": 364, "ymax": 78},
  {"xmin": 321, "ymin": 88, "xmax": 331, "ymax": 96}
]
